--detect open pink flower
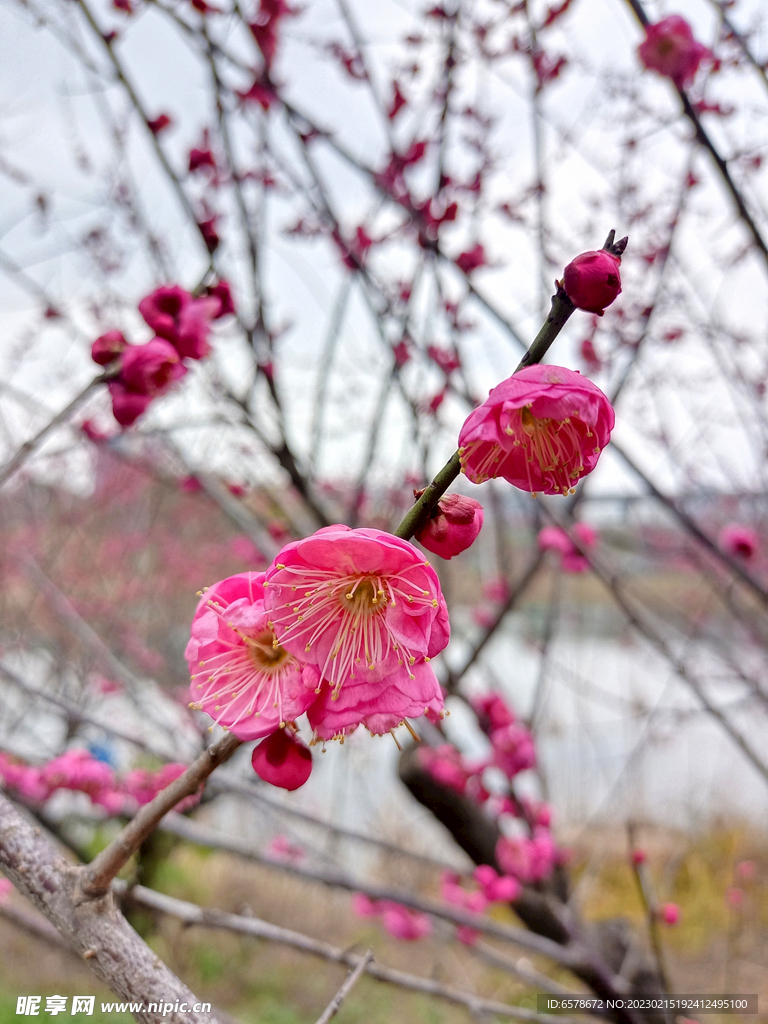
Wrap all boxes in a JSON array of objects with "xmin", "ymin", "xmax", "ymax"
[
  {"xmin": 251, "ymin": 728, "xmax": 313, "ymax": 790},
  {"xmin": 186, "ymin": 572, "xmax": 319, "ymax": 741},
  {"xmin": 119, "ymin": 339, "xmax": 187, "ymax": 396},
  {"xmin": 264, "ymin": 526, "xmax": 449, "ymax": 738},
  {"xmin": 563, "ymin": 250, "xmax": 622, "ymax": 315},
  {"xmin": 459, "ymin": 365, "xmax": 614, "ymax": 496},
  {"xmin": 415, "ymin": 493, "xmax": 484, "ymax": 560},
  {"xmin": 638, "ymin": 15, "xmax": 710, "ymax": 89},
  {"xmin": 719, "ymin": 524, "xmax": 758, "ymax": 560}
]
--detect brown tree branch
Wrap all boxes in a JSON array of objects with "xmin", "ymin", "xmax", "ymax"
[{"xmin": 0, "ymin": 793, "xmax": 220, "ymax": 1024}]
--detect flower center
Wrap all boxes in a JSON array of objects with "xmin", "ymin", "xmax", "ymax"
[
  {"xmin": 245, "ymin": 629, "xmax": 291, "ymax": 672},
  {"xmin": 343, "ymin": 577, "xmax": 387, "ymax": 615}
]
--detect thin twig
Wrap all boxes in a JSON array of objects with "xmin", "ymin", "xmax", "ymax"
[
  {"xmin": 0, "ymin": 375, "xmax": 104, "ymax": 489},
  {"xmin": 313, "ymin": 949, "xmax": 373, "ymax": 1024}
]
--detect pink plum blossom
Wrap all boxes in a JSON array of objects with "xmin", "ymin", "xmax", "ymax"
[
  {"xmin": 490, "ymin": 723, "xmax": 536, "ymax": 778},
  {"xmin": 119, "ymin": 339, "xmax": 187, "ymax": 396},
  {"xmin": 0, "ymin": 878, "xmax": 13, "ymax": 902},
  {"xmin": 264, "ymin": 526, "xmax": 448, "ymax": 739},
  {"xmin": 719, "ymin": 524, "xmax": 758, "ymax": 560},
  {"xmin": 418, "ymin": 744, "xmax": 469, "ymax": 794},
  {"xmin": 471, "ymin": 692, "xmax": 515, "ymax": 733},
  {"xmin": 352, "ymin": 892, "xmax": 380, "ymax": 919},
  {"xmin": 538, "ymin": 522, "xmax": 598, "ymax": 573},
  {"xmin": 481, "ymin": 577, "xmax": 510, "ymax": 604},
  {"xmin": 563, "ymin": 250, "xmax": 622, "ymax": 316},
  {"xmin": 107, "ymin": 383, "xmax": 153, "ymax": 427},
  {"xmin": 496, "ymin": 828, "xmax": 557, "ymax": 884},
  {"xmin": 186, "ymin": 571, "xmax": 319, "ymax": 740},
  {"xmin": 427, "ymin": 345, "xmax": 462, "ymax": 374},
  {"xmin": 251, "ymin": 729, "xmax": 313, "ymax": 790},
  {"xmin": 415, "ymin": 493, "xmax": 484, "ymax": 559},
  {"xmin": 638, "ymin": 16, "xmax": 710, "ymax": 89},
  {"xmin": 459, "ymin": 364, "xmax": 615, "ymax": 496}
]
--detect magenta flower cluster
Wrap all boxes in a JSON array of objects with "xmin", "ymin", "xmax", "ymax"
[
  {"xmin": 90, "ymin": 282, "xmax": 234, "ymax": 427},
  {"xmin": 0, "ymin": 749, "xmax": 200, "ymax": 815},
  {"xmin": 419, "ymin": 691, "xmax": 561, "ymax": 889}
]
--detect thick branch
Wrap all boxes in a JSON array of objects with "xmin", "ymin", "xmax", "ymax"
[{"xmin": 0, "ymin": 793, "xmax": 219, "ymax": 1024}]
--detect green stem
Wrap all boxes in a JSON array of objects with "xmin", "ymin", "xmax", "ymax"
[{"xmin": 393, "ymin": 282, "xmax": 578, "ymax": 540}]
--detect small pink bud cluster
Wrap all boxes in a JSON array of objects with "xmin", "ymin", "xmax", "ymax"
[
  {"xmin": 352, "ymin": 893, "xmax": 432, "ymax": 941},
  {"xmin": 414, "ymin": 492, "xmax": 484, "ymax": 560},
  {"xmin": 90, "ymin": 282, "xmax": 234, "ymax": 427},
  {"xmin": 538, "ymin": 522, "xmax": 598, "ymax": 573},
  {"xmin": 0, "ymin": 750, "xmax": 200, "ymax": 815}
]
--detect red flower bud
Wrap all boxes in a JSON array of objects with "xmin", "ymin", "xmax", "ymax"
[
  {"xmin": 563, "ymin": 250, "xmax": 622, "ymax": 316},
  {"xmin": 415, "ymin": 493, "xmax": 484, "ymax": 559},
  {"xmin": 251, "ymin": 729, "xmax": 313, "ymax": 791},
  {"xmin": 91, "ymin": 330, "xmax": 128, "ymax": 366}
]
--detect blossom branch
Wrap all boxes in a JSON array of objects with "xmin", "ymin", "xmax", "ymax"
[
  {"xmin": 120, "ymin": 881, "xmax": 582, "ymax": 1024},
  {"xmin": 627, "ymin": 825, "xmax": 672, "ymax": 995},
  {"xmin": 81, "ymin": 733, "xmax": 241, "ymax": 897},
  {"xmin": 155, "ymin": 810, "xmax": 587, "ymax": 972},
  {"xmin": 313, "ymin": 949, "xmax": 373, "ymax": 1024},
  {"xmin": 610, "ymin": 440, "xmax": 768, "ymax": 608},
  {"xmin": 394, "ymin": 232, "xmax": 624, "ymax": 541},
  {"xmin": 624, "ymin": 0, "xmax": 768, "ymax": 268}
]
